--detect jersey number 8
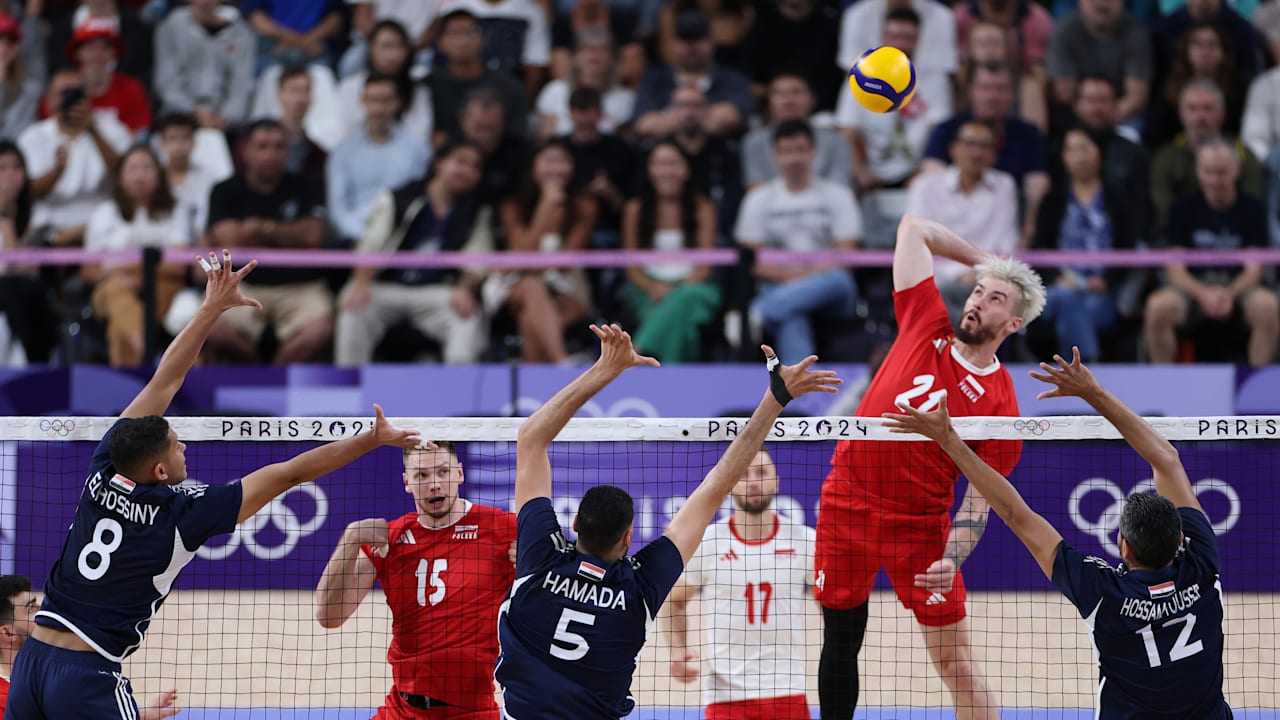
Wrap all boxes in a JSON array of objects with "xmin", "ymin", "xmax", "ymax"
[{"xmin": 78, "ymin": 518, "xmax": 124, "ymax": 581}]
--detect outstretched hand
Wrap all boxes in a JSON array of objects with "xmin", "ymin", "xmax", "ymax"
[
  {"xmin": 140, "ymin": 689, "xmax": 180, "ymax": 720},
  {"xmin": 762, "ymin": 345, "xmax": 842, "ymax": 401},
  {"xmin": 1029, "ymin": 346, "xmax": 1101, "ymax": 401},
  {"xmin": 370, "ymin": 404, "xmax": 423, "ymax": 449},
  {"xmin": 591, "ymin": 323, "xmax": 660, "ymax": 375},
  {"xmin": 199, "ymin": 249, "xmax": 261, "ymax": 313},
  {"xmin": 882, "ymin": 392, "xmax": 955, "ymax": 443}
]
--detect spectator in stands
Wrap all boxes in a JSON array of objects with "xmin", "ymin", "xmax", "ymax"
[
  {"xmin": 47, "ymin": 0, "xmax": 151, "ymax": 90},
  {"xmin": 0, "ymin": 13, "xmax": 40, "ymax": 140},
  {"xmin": 957, "ymin": 21, "xmax": 1048, "ymax": 129},
  {"xmin": 335, "ymin": 20, "xmax": 433, "ymax": 143},
  {"xmin": 335, "ymin": 141, "xmax": 492, "ymax": 366},
  {"xmin": 0, "ymin": 141, "xmax": 55, "ymax": 364},
  {"xmin": 449, "ymin": 0, "xmax": 552, "ymax": 101},
  {"xmin": 244, "ymin": 0, "xmax": 344, "ymax": 73},
  {"xmin": 954, "ymin": 0, "xmax": 1054, "ymax": 81},
  {"xmin": 18, "ymin": 69, "xmax": 130, "ymax": 245},
  {"xmin": 909, "ymin": 118, "xmax": 1020, "ymax": 317},
  {"xmin": 1241, "ymin": 63, "xmax": 1280, "ymax": 160},
  {"xmin": 632, "ymin": 9, "xmax": 754, "ymax": 141},
  {"xmin": 152, "ymin": 0, "xmax": 255, "ymax": 133},
  {"xmin": 744, "ymin": 0, "xmax": 842, "ymax": 112},
  {"xmin": 922, "ymin": 61, "xmax": 1049, "ymax": 242},
  {"xmin": 457, "ymin": 86, "xmax": 528, "ymax": 205},
  {"xmin": 1068, "ymin": 75, "xmax": 1149, "ymax": 242},
  {"xmin": 1046, "ymin": 0, "xmax": 1152, "ymax": 125},
  {"xmin": 67, "ymin": 17, "xmax": 150, "ymax": 134},
  {"xmin": 735, "ymin": 119, "xmax": 861, "ymax": 363},
  {"xmin": 83, "ymin": 145, "xmax": 190, "ymax": 367},
  {"xmin": 561, "ymin": 87, "xmax": 634, "ymax": 251},
  {"xmin": 327, "ymin": 72, "xmax": 432, "ymax": 245},
  {"xmin": 839, "ymin": 0, "xmax": 957, "ymax": 81},
  {"xmin": 1033, "ymin": 127, "xmax": 1134, "ymax": 361},
  {"xmin": 1255, "ymin": 0, "xmax": 1280, "ymax": 64},
  {"xmin": 837, "ymin": 7, "xmax": 951, "ymax": 248},
  {"xmin": 0, "ymin": 3, "xmax": 44, "ymax": 88},
  {"xmin": 339, "ymin": 0, "xmax": 440, "ymax": 79},
  {"xmin": 622, "ymin": 140, "xmax": 720, "ymax": 363},
  {"xmin": 657, "ymin": 0, "xmax": 755, "ymax": 74},
  {"xmin": 742, "ymin": 71, "xmax": 850, "ymax": 190},
  {"xmin": 1144, "ymin": 138, "xmax": 1278, "ymax": 366},
  {"xmin": 535, "ymin": 27, "xmax": 635, "ymax": 141},
  {"xmin": 551, "ymin": 0, "xmax": 643, "ymax": 88},
  {"xmin": 664, "ymin": 83, "xmax": 744, "ymax": 238},
  {"xmin": 205, "ymin": 119, "xmax": 332, "ymax": 365},
  {"xmin": 1150, "ymin": 79, "xmax": 1263, "ymax": 240},
  {"xmin": 426, "ymin": 8, "xmax": 527, "ymax": 148},
  {"xmin": 490, "ymin": 139, "xmax": 597, "ymax": 363},
  {"xmin": 1156, "ymin": 0, "xmax": 1267, "ymax": 93},
  {"xmin": 155, "ymin": 114, "xmax": 216, "ymax": 248},
  {"xmin": 1146, "ymin": 22, "xmax": 1244, "ymax": 149},
  {"xmin": 272, "ymin": 66, "xmax": 327, "ymax": 178}
]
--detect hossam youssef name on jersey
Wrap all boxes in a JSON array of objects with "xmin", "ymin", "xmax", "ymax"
[
  {"xmin": 541, "ymin": 571, "xmax": 629, "ymax": 611},
  {"xmin": 1119, "ymin": 584, "xmax": 1203, "ymax": 622},
  {"xmin": 88, "ymin": 473, "xmax": 160, "ymax": 526}
]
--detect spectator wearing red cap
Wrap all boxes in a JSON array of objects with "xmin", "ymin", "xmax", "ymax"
[
  {"xmin": 67, "ymin": 17, "xmax": 151, "ymax": 133},
  {"xmin": 0, "ymin": 12, "xmax": 41, "ymax": 139}
]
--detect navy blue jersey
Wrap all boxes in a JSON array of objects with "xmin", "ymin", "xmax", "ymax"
[
  {"xmin": 496, "ymin": 497, "xmax": 684, "ymax": 720},
  {"xmin": 1053, "ymin": 507, "xmax": 1230, "ymax": 719},
  {"xmin": 36, "ymin": 420, "xmax": 242, "ymax": 661}
]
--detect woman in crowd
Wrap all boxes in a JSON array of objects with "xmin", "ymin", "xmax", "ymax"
[
  {"xmin": 335, "ymin": 19, "xmax": 432, "ymax": 142},
  {"xmin": 621, "ymin": 140, "xmax": 720, "ymax": 363},
  {"xmin": 82, "ymin": 145, "xmax": 190, "ymax": 367},
  {"xmin": 491, "ymin": 139, "xmax": 597, "ymax": 363},
  {"xmin": 1147, "ymin": 22, "xmax": 1241, "ymax": 147},
  {"xmin": 1033, "ymin": 127, "xmax": 1135, "ymax": 362}
]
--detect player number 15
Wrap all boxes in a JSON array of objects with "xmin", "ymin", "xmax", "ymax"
[{"xmin": 416, "ymin": 559, "xmax": 447, "ymax": 606}]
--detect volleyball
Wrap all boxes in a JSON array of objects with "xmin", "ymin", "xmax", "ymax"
[{"xmin": 848, "ymin": 46, "xmax": 917, "ymax": 113}]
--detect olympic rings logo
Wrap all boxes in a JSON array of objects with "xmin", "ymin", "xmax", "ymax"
[
  {"xmin": 197, "ymin": 484, "xmax": 329, "ymax": 561},
  {"xmin": 1013, "ymin": 419, "xmax": 1051, "ymax": 436},
  {"xmin": 39, "ymin": 419, "xmax": 76, "ymax": 437},
  {"xmin": 1068, "ymin": 477, "xmax": 1240, "ymax": 558}
]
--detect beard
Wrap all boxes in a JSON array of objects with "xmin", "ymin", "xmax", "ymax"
[
  {"xmin": 735, "ymin": 494, "xmax": 775, "ymax": 515},
  {"xmin": 954, "ymin": 312, "xmax": 999, "ymax": 345}
]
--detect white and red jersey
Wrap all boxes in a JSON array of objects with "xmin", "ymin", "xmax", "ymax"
[
  {"xmin": 362, "ymin": 500, "xmax": 516, "ymax": 706},
  {"xmin": 828, "ymin": 277, "xmax": 1023, "ymax": 515},
  {"xmin": 684, "ymin": 513, "xmax": 816, "ymax": 706}
]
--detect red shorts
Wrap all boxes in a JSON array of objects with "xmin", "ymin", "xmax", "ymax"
[
  {"xmin": 372, "ymin": 687, "xmax": 499, "ymax": 720},
  {"xmin": 705, "ymin": 694, "xmax": 810, "ymax": 720},
  {"xmin": 814, "ymin": 483, "xmax": 967, "ymax": 627}
]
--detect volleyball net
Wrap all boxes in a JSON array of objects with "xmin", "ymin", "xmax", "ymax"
[{"xmin": 5, "ymin": 415, "xmax": 1278, "ymax": 719}]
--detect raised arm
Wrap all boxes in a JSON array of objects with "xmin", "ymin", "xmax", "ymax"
[
  {"xmin": 121, "ymin": 250, "xmax": 261, "ymax": 419},
  {"xmin": 1031, "ymin": 348, "xmax": 1200, "ymax": 512},
  {"xmin": 893, "ymin": 213, "xmax": 991, "ymax": 293},
  {"xmin": 664, "ymin": 579, "xmax": 701, "ymax": 684},
  {"xmin": 883, "ymin": 395, "xmax": 1063, "ymax": 579},
  {"xmin": 514, "ymin": 324, "xmax": 660, "ymax": 512},
  {"xmin": 239, "ymin": 405, "xmax": 420, "ymax": 523},
  {"xmin": 314, "ymin": 518, "xmax": 385, "ymax": 628},
  {"xmin": 664, "ymin": 349, "xmax": 842, "ymax": 564}
]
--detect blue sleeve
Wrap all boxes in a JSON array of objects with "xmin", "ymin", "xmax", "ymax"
[
  {"xmin": 174, "ymin": 482, "xmax": 243, "ymax": 550},
  {"xmin": 632, "ymin": 536, "xmax": 685, "ymax": 617},
  {"xmin": 239, "ymin": 0, "xmax": 269, "ymax": 15},
  {"xmin": 516, "ymin": 497, "xmax": 568, "ymax": 576},
  {"xmin": 923, "ymin": 121, "xmax": 954, "ymax": 163},
  {"xmin": 90, "ymin": 419, "xmax": 128, "ymax": 470},
  {"xmin": 712, "ymin": 69, "xmax": 755, "ymax": 124},
  {"xmin": 1178, "ymin": 506, "xmax": 1221, "ymax": 575},
  {"xmin": 1051, "ymin": 541, "xmax": 1111, "ymax": 617}
]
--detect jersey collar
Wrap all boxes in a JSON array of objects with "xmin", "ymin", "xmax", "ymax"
[
  {"xmin": 417, "ymin": 498, "xmax": 473, "ymax": 531},
  {"xmin": 950, "ymin": 343, "xmax": 1002, "ymax": 376},
  {"xmin": 729, "ymin": 513, "xmax": 780, "ymax": 545}
]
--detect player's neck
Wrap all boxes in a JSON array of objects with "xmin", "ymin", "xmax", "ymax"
[
  {"xmin": 417, "ymin": 500, "xmax": 468, "ymax": 529},
  {"xmin": 953, "ymin": 339, "xmax": 999, "ymax": 369},
  {"xmin": 731, "ymin": 510, "xmax": 777, "ymax": 542},
  {"xmin": 0, "ymin": 650, "xmax": 12, "ymax": 678}
]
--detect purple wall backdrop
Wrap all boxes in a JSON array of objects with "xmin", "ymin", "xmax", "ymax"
[{"xmin": 11, "ymin": 438, "xmax": 1274, "ymax": 593}]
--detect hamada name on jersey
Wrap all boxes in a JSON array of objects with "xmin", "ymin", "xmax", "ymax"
[{"xmin": 830, "ymin": 277, "xmax": 1022, "ymax": 512}]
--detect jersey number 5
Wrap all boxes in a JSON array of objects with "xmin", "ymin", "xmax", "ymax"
[
  {"xmin": 1137, "ymin": 613, "xmax": 1205, "ymax": 668},
  {"xmin": 895, "ymin": 375, "xmax": 946, "ymax": 412},
  {"xmin": 549, "ymin": 608, "xmax": 596, "ymax": 661},
  {"xmin": 416, "ymin": 558, "xmax": 447, "ymax": 606}
]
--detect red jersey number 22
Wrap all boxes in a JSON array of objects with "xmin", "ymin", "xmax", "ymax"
[{"xmin": 894, "ymin": 374, "xmax": 945, "ymax": 412}]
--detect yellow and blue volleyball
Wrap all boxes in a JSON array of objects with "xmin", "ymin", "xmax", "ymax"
[{"xmin": 848, "ymin": 46, "xmax": 917, "ymax": 113}]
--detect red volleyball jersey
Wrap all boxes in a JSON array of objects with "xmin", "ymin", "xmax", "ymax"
[
  {"xmin": 363, "ymin": 501, "xmax": 517, "ymax": 706},
  {"xmin": 828, "ymin": 277, "xmax": 1022, "ymax": 514}
]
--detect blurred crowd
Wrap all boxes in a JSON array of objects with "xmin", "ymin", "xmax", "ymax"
[{"xmin": 0, "ymin": 0, "xmax": 1278, "ymax": 368}]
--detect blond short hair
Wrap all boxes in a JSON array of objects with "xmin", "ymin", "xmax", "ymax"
[
  {"xmin": 403, "ymin": 441, "xmax": 458, "ymax": 464},
  {"xmin": 976, "ymin": 256, "xmax": 1046, "ymax": 324}
]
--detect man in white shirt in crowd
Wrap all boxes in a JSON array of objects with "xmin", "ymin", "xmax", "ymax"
[
  {"xmin": 835, "ymin": 6, "xmax": 951, "ymax": 248},
  {"xmin": 736, "ymin": 119, "xmax": 862, "ymax": 363},
  {"xmin": 18, "ymin": 69, "xmax": 131, "ymax": 246},
  {"xmin": 666, "ymin": 448, "xmax": 818, "ymax": 720},
  {"xmin": 906, "ymin": 118, "xmax": 1018, "ymax": 320},
  {"xmin": 838, "ymin": 0, "xmax": 956, "ymax": 81},
  {"xmin": 327, "ymin": 72, "xmax": 432, "ymax": 245},
  {"xmin": 742, "ymin": 71, "xmax": 850, "ymax": 190}
]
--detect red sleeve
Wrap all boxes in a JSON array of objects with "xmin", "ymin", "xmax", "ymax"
[
  {"xmin": 893, "ymin": 276, "xmax": 953, "ymax": 345},
  {"xmin": 119, "ymin": 76, "xmax": 152, "ymax": 132}
]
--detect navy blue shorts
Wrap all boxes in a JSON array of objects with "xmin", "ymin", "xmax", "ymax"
[{"xmin": 4, "ymin": 637, "xmax": 139, "ymax": 720}]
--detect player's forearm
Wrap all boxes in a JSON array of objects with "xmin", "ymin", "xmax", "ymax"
[
  {"xmin": 147, "ymin": 301, "xmax": 224, "ymax": 399},
  {"xmin": 665, "ymin": 602, "xmax": 692, "ymax": 653},
  {"xmin": 1079, "ymin": 386, "xmax": 1182, "ymax": 482},
  {"xmin": 280, "ymin": 433, "xmax": 380, "ymax": 488},
  {"xmin": 900, "ymin": 214, "xmax": 988, "ymax": 268},
  {"xmin": 314, "ymin": 534, "xmax": 368, "ymax": 627},
  {"xmin": 518, "ymin": 364, "xmax": 620, "ymax": 449}
]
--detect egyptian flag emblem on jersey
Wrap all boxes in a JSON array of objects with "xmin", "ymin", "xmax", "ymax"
[
  {"xmin": 1148, "ymin": 581, "xmax": 1176, "ymax": 599},
  {"xmin": 577, "ymin": 561, "xmax": 606, "ymax": 583},
  {"xmin": 110, "ymin": 474, "xmax": 135, "ymax": 494}
]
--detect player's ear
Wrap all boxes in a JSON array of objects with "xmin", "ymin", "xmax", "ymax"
[
  {"xmin": 572, "ymin": 515, "xmax": 579, "ymax": 533},
  {"xmin": 621, "ymin": 526, "xmax": 633, "ymax": 550},
  {"xmin": 153, "ymin": 460, "xmax": 169, "ymax": 483}
]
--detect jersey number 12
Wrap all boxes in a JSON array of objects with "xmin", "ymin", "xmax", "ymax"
[{"xmin": 1136, "ymin": 613, "xmax": 1204, "ymax": 667}]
